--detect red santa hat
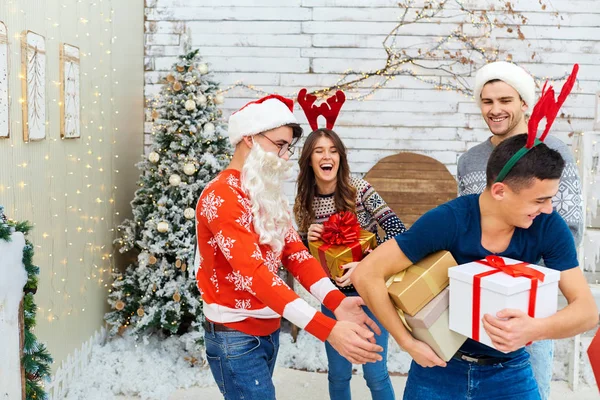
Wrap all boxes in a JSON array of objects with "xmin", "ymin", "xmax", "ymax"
[
  {"xmin": 474, "ymin": 61, "xmax": 536, "ymax": 110},
  {"xmin": 228, "ymin": 94, "xmax": 297, "ymax": 146}
]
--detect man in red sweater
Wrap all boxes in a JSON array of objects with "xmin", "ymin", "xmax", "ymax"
[{"xmin": 195, "ymin": 94, "xmax": 383, "ymax": 400}]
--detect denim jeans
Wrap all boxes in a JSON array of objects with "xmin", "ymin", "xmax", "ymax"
[
  {"xmin": 402, "ymin": 350, "xmax": 540, "ymax": 400},
  {"xmin": 204, "ymin": 323, "xmax": 280, "ymax": 400},
  {"xmin": 322, "ymin": 293, "xmax": 395, "ymax": 400},
  {"xmin": 526, "ymin": 340, "xmax": 553, "ymax": 400}
]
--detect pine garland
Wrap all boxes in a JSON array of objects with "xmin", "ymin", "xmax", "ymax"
[{"xmin": 0, "ymin": 207, "xmax": 53, "ymax": 400}]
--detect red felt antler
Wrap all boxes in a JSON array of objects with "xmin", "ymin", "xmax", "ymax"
[
  {"xmin": 297, "ymin": 88, "xmax": 346, "ymax": 131},
  {"xmin": 526, "ymin": 64, "xmax": 579, "ymax": 148}
]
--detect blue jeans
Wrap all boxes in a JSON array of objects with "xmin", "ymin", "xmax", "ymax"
[
  {"xmin": 204, "ymin": 323, "xmax": 280, "ymax": 400},
  {"xmin": 402, "ymin": 350, "xmax": 540, "ymax": 400},
  {"xmin": 526, "ymin": 340, "xmax": 553, "ymax": 400},
  {"xmin": 322, "ymin": 295, "xmax": 395, "ymax": 400}
]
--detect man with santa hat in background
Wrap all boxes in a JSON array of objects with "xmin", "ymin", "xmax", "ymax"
[{"xmin": 195, "ymin": 94, "xmax": 383, "ymax": 400}]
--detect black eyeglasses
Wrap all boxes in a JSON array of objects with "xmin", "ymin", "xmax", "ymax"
[{"xmin": 257, "ymin": 133, "xmax": 296, "ymax": 157}]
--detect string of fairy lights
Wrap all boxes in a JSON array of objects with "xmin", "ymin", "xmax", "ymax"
[
  {"xmin": 213, "ymin": 0, "xmax": 567, "ymax": 101},
  {"xmin": 0, "ymin": 0, "xmax": 117, "ymax": 333}
]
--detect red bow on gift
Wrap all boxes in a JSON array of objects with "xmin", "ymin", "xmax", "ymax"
[
  {"xmin": 317, "ymin": 212, "xmax": 364, "ymax": 277},
  {"xmin": 472, "ymin": 256, "xmax": 545, "ymax": 343},
  {"xmin": 322, "ymin": 211, "xmax": 361, "ymax": 246}
]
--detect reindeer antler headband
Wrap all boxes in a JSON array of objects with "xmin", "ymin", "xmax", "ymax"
[
  {"xmin": 495, "ymin": 64, "xmax": 579, "ymax": 183},
  {"xmin": 297, "ymin": 88, "xmax": 346, "ymax": 131}
]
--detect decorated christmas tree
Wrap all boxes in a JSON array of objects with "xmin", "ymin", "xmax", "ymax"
[{"xmin": 105, "ymin": 50, "xmax": 231, "ymax": 338}]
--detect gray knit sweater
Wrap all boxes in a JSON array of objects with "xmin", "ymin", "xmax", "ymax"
[{"xmin": 457, "ymin": 135, "xmax": 583, "ymax": 246}]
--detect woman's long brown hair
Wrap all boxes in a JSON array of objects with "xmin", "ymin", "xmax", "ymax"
[{"xmin": 293, "ymin": 129, "xmax": 356, "ymax": 233}]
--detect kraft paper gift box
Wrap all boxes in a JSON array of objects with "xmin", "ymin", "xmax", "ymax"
[
  {"xmin": 308, "ymin": 230, "xmax": 377, "ymax": 279},
  {"xmin": 448, "ymin": 256, "xmax": 560, "ymax": 352},
  {"xmin": 387, "ymin": 250, "xmax": 457, "ymax": 316},
  {"xmin": 402, "ymin": 287, "xmax": 467, "ymax": 362}
]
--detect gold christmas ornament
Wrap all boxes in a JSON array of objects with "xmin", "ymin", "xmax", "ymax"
[
  {"xmin": 184, "ymin": 99, "xmax": 196, "ymax": 111},
  {"xmin": 173, "ymin": 292, "xmax": 181, "ymax": 302},
  {"xmin": 157, "ymin": 221, "xmax": 170, "ymax": 233},
  {"xmin": 184, "ymin": 208, "xmax": 195, "ymax": 220},
  {"xmin": 173, "ymin": 81, "xmax": 183, "ymax": 91},
  {"xmin": 203, "ymin": 122, "xmax": 215, "ymax": 134},
  {"xmin": 176, "ymin": 65, "xmax": 185, "ymax": 72},
  {"xmin": 151, "ymin": 109, "xmax": 159, "ymax": 120},
  {"xmin": 115, "ymin": 300, "xmax": 125, "ymax": 311},
  {"xmin": 184, "ymin": 355, "xmax": 199, "ymax": 366},
  {"xmin": 181, "ymin": 263, "xmax": 187, "ymax": 272},
  {"xmin": 183, "ymin": 163, "xmax": 196, "ymax": 176},
  {"xmin": 175, "ymin": 259, "xmax": 182, "ymax": 268},
  {"xmin": 137, "ymin": 307, "xmax": 145, "ymax": 317},
  {"xmin": 166, "ymin": 74, "xmax": 175, "ymax": 83},
  {"xmin": 169, "ymin": 174, "xmax": 182, "ymax": 186},
  {"xmin": 148, "ymin": 151, "xmax": 160, "ymax": 163},
  {"xmin": 152, "ymin": 283, "xmax": 157, "ymax": 291},
  {"xmin": 149, "ymin": 255, "xmax": 157, "ymax": 265}
]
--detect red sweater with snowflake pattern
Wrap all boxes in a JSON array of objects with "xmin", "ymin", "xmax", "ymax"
[{"xmin": 195, "ymin": 169, "xmax": 345, "ymax": 341}]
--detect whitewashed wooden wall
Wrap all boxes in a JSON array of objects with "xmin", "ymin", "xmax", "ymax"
[{"xmin": 144, "ymin": 0, "xmax": 600, "ymax": 203}]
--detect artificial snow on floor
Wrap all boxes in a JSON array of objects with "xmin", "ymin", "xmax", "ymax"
[
  {"xmin": 64, "ymin": 331, "xmax": 213, "ymax": 400},
  {"xmin": 64, "ymin": 328, "xmax": 411, "ymax": 400},
  {"xmin": 65, "ymin": 327, "xmax": 598, "ymax": 400}
]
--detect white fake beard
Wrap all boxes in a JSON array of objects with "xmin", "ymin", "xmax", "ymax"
[{"xmin": 241, "ymin": 142, "xmax": 293, "ymax": 254}]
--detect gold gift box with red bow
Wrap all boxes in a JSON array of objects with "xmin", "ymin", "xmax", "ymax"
[{"xmin": 307, "ymin": 212, "xmax": 377, "ymax": 279}]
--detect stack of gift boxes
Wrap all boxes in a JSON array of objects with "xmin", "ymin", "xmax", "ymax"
[
  {"xmin": 308, "ymin": 213, "xmax": 562, "ymax": 361},
  {"xmin": 387, "ymin": 251, "xmax": 466, "ymax": 361},
  {"xmin": 387, "ymin": 251, "xmax": 561, "ymax": 360}
]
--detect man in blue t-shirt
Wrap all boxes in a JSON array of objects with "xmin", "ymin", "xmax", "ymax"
[{"xmin": 350, "ymin": 134, "xmax": 598, "ymax": 399}]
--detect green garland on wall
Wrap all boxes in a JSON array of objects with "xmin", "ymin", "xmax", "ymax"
[{"xmin": 0, "ymin": 207, "xmax": 53, "ymax": 400}]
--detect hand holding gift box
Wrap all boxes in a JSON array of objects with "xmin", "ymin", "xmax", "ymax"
[
  {"xmin": 307, "ymin": 211, "xmax": 377, "ymax": 279},
  {"xmin": 448, "ymin": 255, "xmax": 560, "ymax": 352},
  {"xmin": 387, "ymin": 251, "xmax": 457, "ymax": 316}
]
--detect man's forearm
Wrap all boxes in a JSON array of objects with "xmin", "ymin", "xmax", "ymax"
[
  {"xmin": 352, "ymin": 239, "xmax": 417, "ymax": 346},
  {"xmin": 535, "ymin": 296, "xmax": 598, "ymax": 341},
  {"xmin": 353, "ymin": 270, "xmax": 414, "ymax": 348}
]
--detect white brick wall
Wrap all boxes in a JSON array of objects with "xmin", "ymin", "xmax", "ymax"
[{"xmin": 143, "ymin": 1, "xmax": 600, "ymax": 202}]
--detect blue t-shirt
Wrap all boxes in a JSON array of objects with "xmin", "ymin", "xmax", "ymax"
[{"xmin": 394, "ymin": 194, "xmax": 577, "ymax": 359}]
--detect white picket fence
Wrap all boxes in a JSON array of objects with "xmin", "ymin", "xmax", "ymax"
[{"xmin": 46, "ymin": 327, "xmax": 106, "ymax": 400}]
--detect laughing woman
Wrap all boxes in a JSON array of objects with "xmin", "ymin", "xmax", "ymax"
[{"xmin": 293, "ymin": 128, "xmax": 406, "ymax": 400}]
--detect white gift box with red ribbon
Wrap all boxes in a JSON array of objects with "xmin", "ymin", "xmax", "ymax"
[{"xmin": 448, "ymin": 255, "xmax": 561, "ymax": 351}]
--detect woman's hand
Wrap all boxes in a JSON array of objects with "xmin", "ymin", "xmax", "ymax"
[
  {"xmin": 335, "ymin": 262, "xmax": 359, "ymax": 287},
  {"xmin": 307, "ymin": 224, "xmax": 324, "ymax": 242}
]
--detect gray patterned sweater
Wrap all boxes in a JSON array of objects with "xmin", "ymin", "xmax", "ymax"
[{"xmin": 457, "ymin": 136, "xmax": 583, "ymax": 246}]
